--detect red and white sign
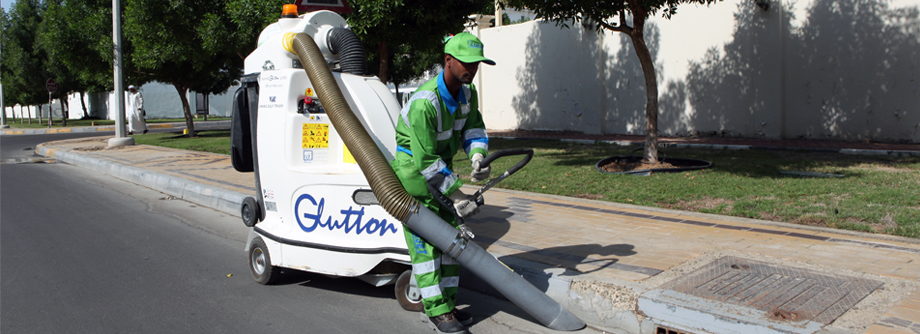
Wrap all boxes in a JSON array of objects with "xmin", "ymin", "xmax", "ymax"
[
  {"xmin": 294, "ymin": 0, "xmax": 351, "ymax": 14},
  {"xmin": 46, "ymin": 79, "xmax": 58, "ymax": 93}
]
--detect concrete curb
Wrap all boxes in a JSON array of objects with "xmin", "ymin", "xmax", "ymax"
[{"xmin": 36, "ymin": 143, "xmax": 247, "ymax": 217}]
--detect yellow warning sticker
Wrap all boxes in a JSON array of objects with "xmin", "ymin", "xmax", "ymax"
[
  {"xmin": 302, "ymin": 123, "xmax": 329, "ymax": 148},
  {"xmin": 305, "ymin": 88, "xmax": 314, "ymax": 97},
  {"xmin": 282, "ymin": 33, "xmax": 296, "ymax": 54}
]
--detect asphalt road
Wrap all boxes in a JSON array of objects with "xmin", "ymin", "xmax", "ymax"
[{"xmin": 1, "ymin": 132, "xmax": 582, "ymax": 334}]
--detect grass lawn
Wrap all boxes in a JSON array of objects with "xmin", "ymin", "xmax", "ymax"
[
  {"xmin": 133, "ymin": 131, "xmax": 920, "ymax": 239},
  {"xmin": 132, "ymin": 130, "xmax": 232, "ymax": 156}
]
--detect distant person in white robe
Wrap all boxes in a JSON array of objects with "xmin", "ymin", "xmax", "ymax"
[{"xmin": 126, "ymin": 85, "xmax": 148, "ymax": 135}]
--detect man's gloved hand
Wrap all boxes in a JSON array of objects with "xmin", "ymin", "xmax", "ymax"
[
  {"xmin": 449, "ymin": 190, "xmax": 481, "ymax": 219},
  {"xmin": 470, "ymin": 153, "xmax": 491, "ymax": 182}
]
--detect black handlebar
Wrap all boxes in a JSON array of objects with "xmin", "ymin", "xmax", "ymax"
[{"xmin": 479, "ymin": 148, "xmax": 534, "ymax": 177}]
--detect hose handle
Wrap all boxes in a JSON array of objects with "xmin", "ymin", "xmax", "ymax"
[
  {"xmin": 470, "ymin": 148, "xmax": 534, "ymax": 201},
  {"xmin": 479, "ymin": 148, "xmax": 534, "ymax": 177}
]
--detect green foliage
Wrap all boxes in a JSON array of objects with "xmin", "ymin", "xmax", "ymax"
[
  {"xmin": 371, "ymin": 42, "xmax": 442, "ymax": 91},
  {"xmin": 2, "ymin": 0, "xmax": 50, "ymax": 107},
  {"xmin": 123, "ymin": 0, "xmax": 284, "ymax": 135},
  {"xmin": 345, "ymin": 0, "xmax": 493, "ymax": 87}
]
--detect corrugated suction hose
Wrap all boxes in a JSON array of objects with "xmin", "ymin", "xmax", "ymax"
[
  {"xmin": 292, "ymin": 33, "xmax": 417, "ymax": 222},
  {"xmin": 327, "ymin": 27, "xmax": 367, "ymax": 75}
]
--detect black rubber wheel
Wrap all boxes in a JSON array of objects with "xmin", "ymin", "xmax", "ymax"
[
  {"xmin": 249, "ymin": 236, "xmax": 280, "ymax": 285},
  {"xmin": 241, "ymin": 197, "xmax": 260, "ymax": 227},
  {"xmin": 395, "ymin": 269, "xmax": 424, "ymax": 311}
]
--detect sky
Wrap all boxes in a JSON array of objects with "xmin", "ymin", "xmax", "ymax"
[{"xmin": 2, "ymin": 0, "xmax": 14, "ymax": 13}]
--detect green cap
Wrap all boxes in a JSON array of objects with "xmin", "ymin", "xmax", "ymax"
[{"xmin": 444, "ymin": 32, "xmax": 495, "ymax": 65}]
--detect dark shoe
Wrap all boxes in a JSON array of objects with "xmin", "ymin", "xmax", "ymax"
[
  {"xmin": 453, "ymin": 309, "xmax": 473, "ymax": 326},
  {"xmin": 427, "ymin": 312, "xmax": 467, "ymax": 334},
  {"xmin": 127, "ymin": 132, "xmax": 134, "ymax": 135},
  {"xmin": 143, "ymin": 129, "xmax": 148, "ymax": 134},
  {"xmin": 420, "ymin": 309, "xmax": 473, "ymax": 326}
]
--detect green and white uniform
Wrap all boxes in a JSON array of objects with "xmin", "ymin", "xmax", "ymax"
[{"xmin": 391, "ymin": 71, "xmax": 488, "ymax": 317}]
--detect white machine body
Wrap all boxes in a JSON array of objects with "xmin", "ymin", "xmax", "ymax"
[{"xmin": 243, "ymin": 11, "xmax": 410, "ymax": 280}]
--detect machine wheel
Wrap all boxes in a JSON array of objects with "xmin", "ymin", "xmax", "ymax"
[
  {"xmin": 249, "ymin": 236, "xmax": 280, "ymax": 285},
  {"xmin": 395, "ymin": 269, "xmax": 423, "ymax": 311},
  {"xmin": 241, "ymin": 197, "xmax": 260, "ymax": 227}
]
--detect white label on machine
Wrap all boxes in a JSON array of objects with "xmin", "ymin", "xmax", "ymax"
[
  {"xmin": 264, "ymin": 201, "xmax": 277, "ymax": 212},
  {"xmin": 302, "ymin": 149, "xmax": 328, "ymax": 163}
]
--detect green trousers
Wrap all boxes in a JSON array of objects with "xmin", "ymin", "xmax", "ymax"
[
  {"xmin": 393, "ymin": 157, "xmax": 461, "ymax": 317},
  {"xmin": 404, "ymin": 227, "xmax": 460, "ymax": 317}
]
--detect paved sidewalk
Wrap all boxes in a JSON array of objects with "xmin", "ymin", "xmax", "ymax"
[{"xmin": 34, "ymin": 135, "xmax": 920, "ymax": 334}]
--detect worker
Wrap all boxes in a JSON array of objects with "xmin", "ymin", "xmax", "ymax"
[{"xmin": 391, "ymin": 32, "xmax": 494, "ymax": 334}]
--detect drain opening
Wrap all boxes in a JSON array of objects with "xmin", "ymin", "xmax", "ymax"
[
  {"xmin": 770, "ymin": 308, "xmax": 800, "ymax": 321},
  {"xmin": 656, "ymin": 325, "xmax": 695, "ymax": 334}
]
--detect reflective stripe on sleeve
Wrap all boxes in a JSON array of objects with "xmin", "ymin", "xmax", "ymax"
[
  {"xmin": 464, "ymin": 128, "xmax": 487, "ymax": 140},
  {"xmin": 399, "ymin": 90, "xmax": 440, "ymax": 129},
  {"xmin": 421, "ymin": 159, "xmax": 448, "ymax": 181},
  {"xmin": 463, "ymin": 128, "xmax": 489, "ymax": 155},
  {"xmin": 439, "ymin": 173, "xmax": 458, "ymax": 194}
]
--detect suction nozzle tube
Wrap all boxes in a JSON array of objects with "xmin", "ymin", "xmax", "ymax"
[{"xmin": 291, "ymin": 33, "xmax": 586, "ymax": 331}]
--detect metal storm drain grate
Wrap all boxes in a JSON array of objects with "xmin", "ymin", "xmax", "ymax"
[{"xmin": 661, "ymin": 256, "xmax": 883, "ymax": 325}]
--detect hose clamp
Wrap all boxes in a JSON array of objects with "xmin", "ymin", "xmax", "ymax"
[{"xmin": 444, "ymin": 224, "xmax": 475, "ymax": 258}]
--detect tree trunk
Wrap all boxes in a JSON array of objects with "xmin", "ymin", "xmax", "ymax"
[
  {"xmin": 628, "ymin": 22, "xmax": 660, "ymax": 163},
  {"xmin": 173, "ymin": 82, "xmax": 196, "ymax": 137},
  {"xmin": 79, "ymin": 91, "xmax": 89, "ymax": 118},
  {"xmin": 38, "ymin": 103, "xmax": 43, "ymax": 124},
  {"xmin": 378, "ymin": 41, "xmax": 389, "ymax": 84}
]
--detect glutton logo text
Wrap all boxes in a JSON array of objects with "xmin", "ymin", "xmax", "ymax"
[{"xmin": 294, "ymin": 193, "xmax": 398, "ymax": 236}]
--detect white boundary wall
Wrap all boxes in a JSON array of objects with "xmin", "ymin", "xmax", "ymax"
[
  {"xmin": 474, "ymin": 0, "xmax": 920, "ymax": 143},
  {"xmin": 4, "ymin": 83, "xmax": 239, "ymax": 121}
]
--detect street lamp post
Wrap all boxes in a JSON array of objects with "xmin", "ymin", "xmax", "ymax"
[{"xmin": 108, "ymin": 0, "xmax": 134, "ymax": 147}]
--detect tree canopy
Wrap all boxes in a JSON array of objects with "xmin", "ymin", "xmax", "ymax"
[
  {"xmin": 345, "ymin": 0, "xmax": 493, "ymax": 90},
  {"xmin": 505, "ymin": 0, "xmax": 720, "ymax": 162},
  {"xmin": 122, "ymin": 0, "xmax": 284, "ymax": 136},
  {"xmin": 2, "ymin": 0, "xmax": 50, "ymax": 110},
  {"xmin": 2, "ymin": 0, "xmax": 281, "ymax": 132}
]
